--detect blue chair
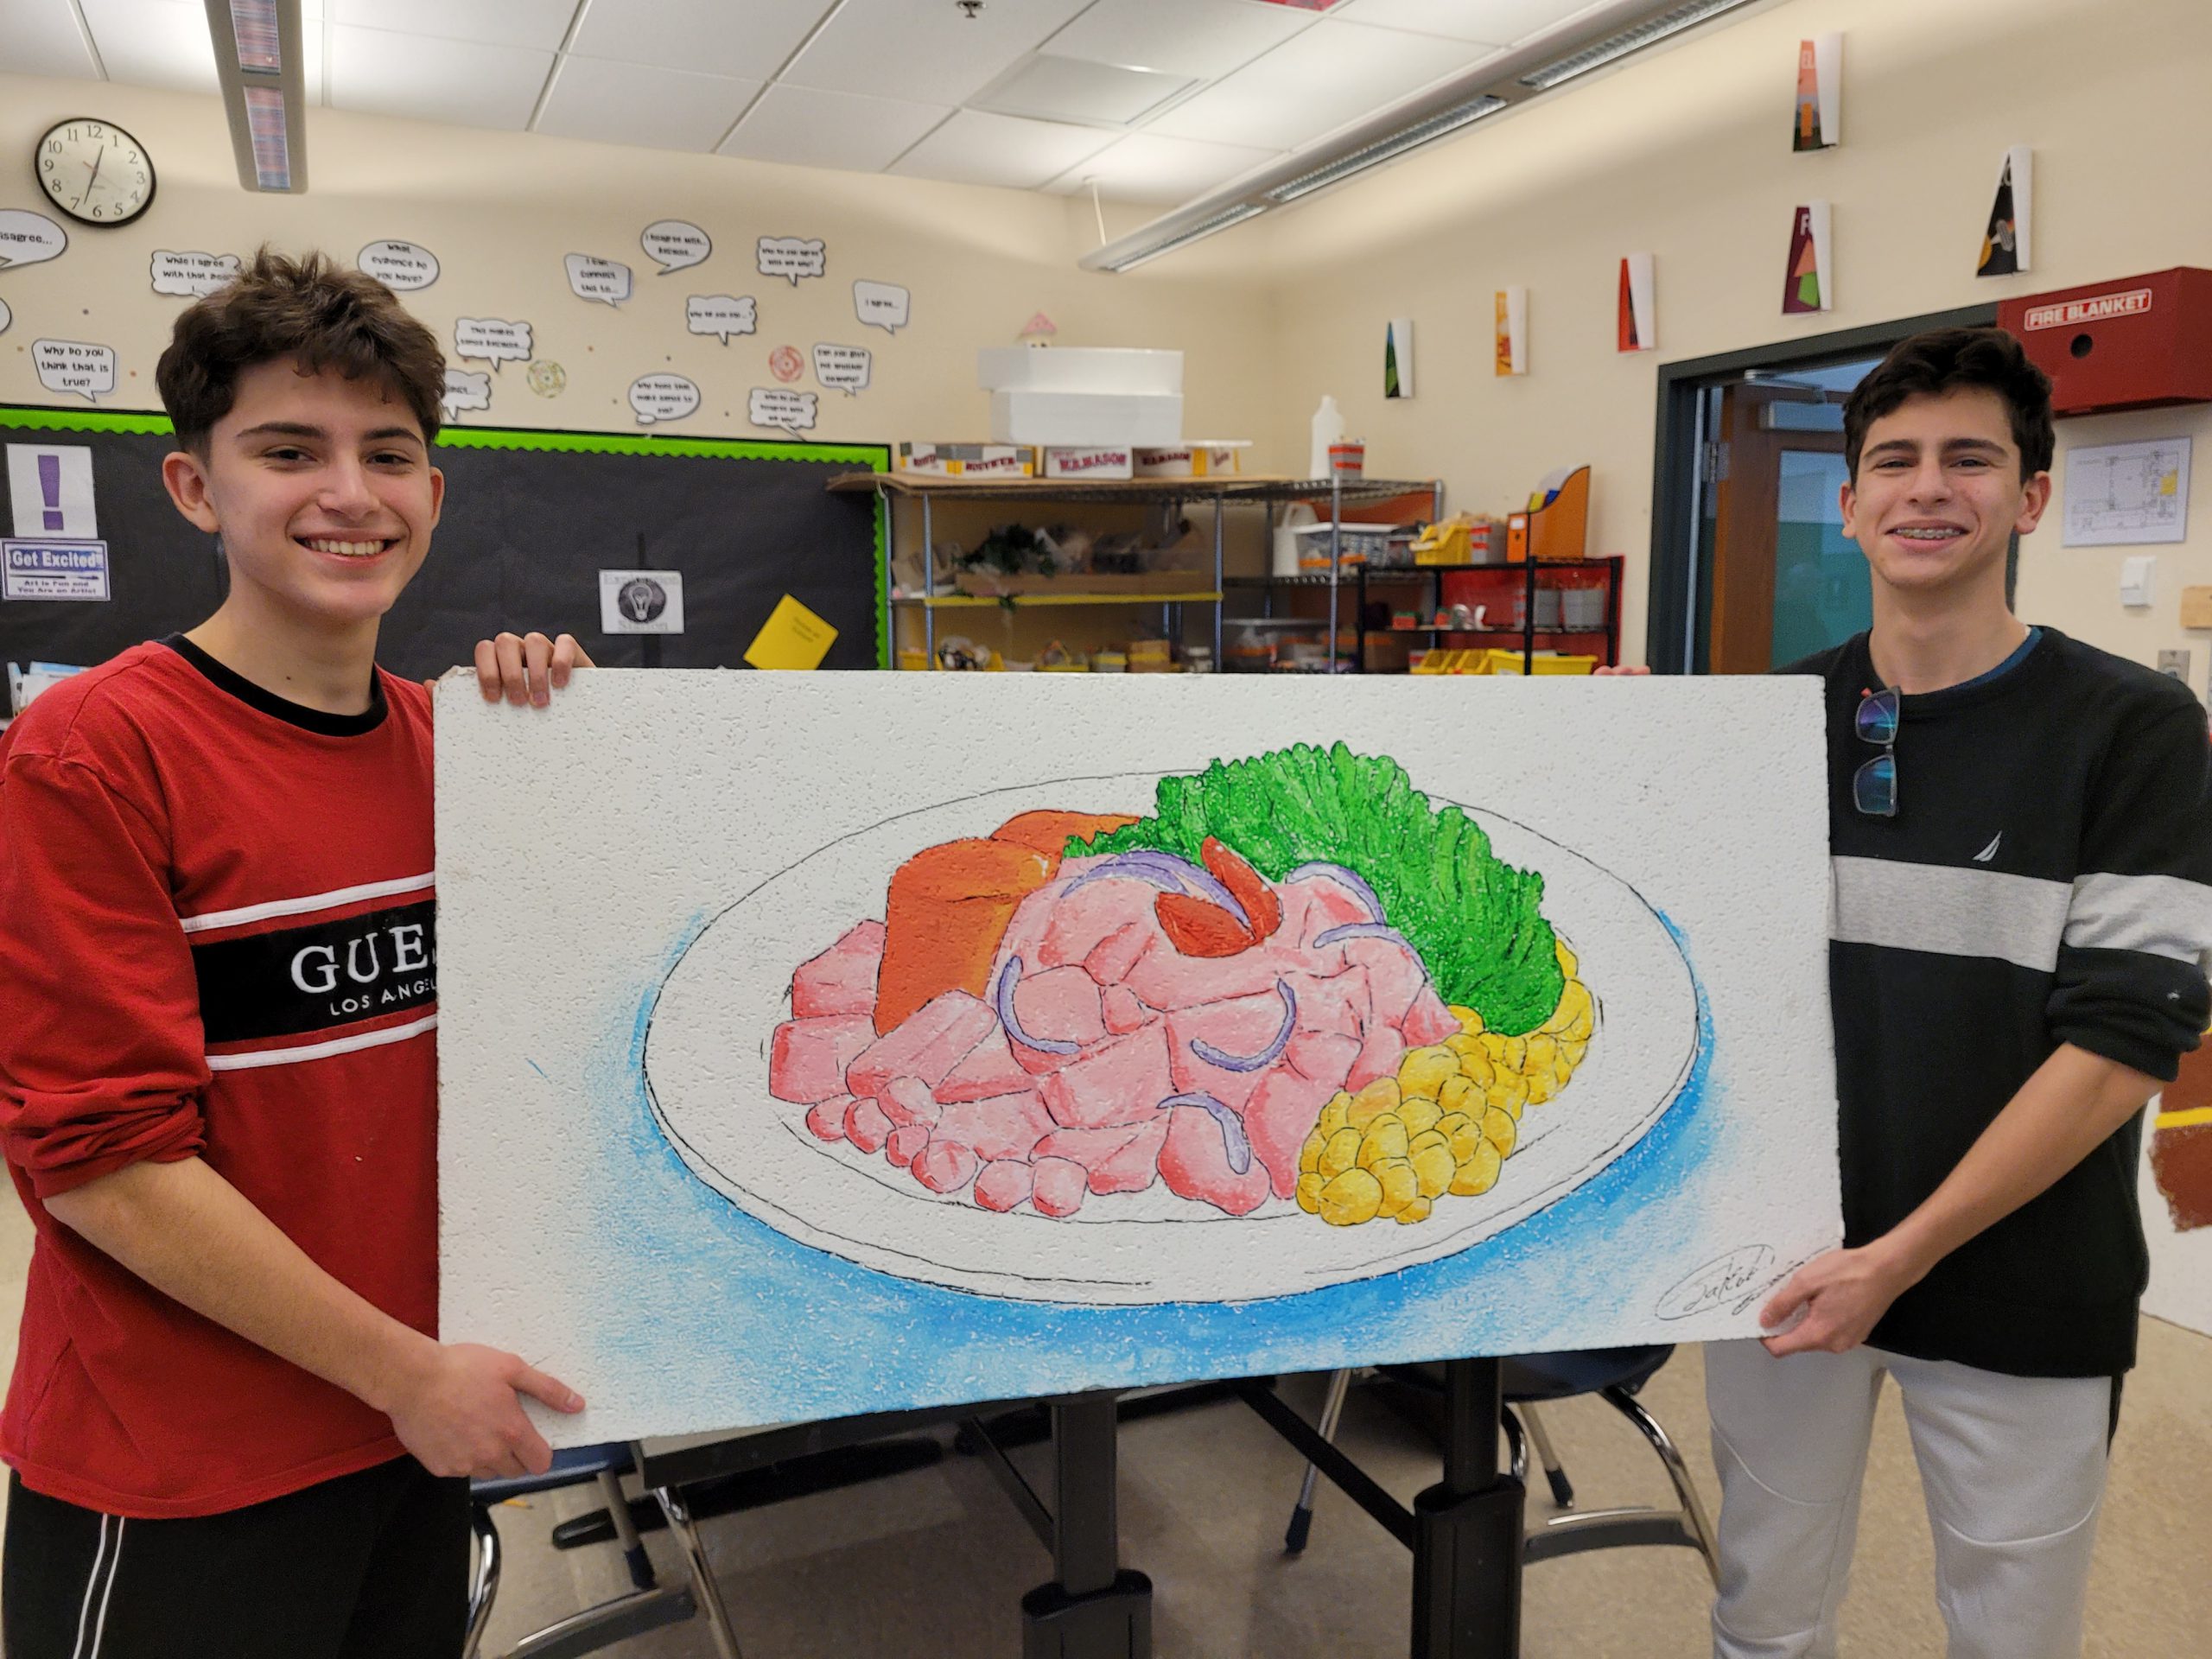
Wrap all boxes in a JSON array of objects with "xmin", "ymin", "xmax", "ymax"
[
  {"xmin": 463, "ymin": 1441, "xmax": 744, "ymax": 1659},
  {"xmin": 1283, "ymin": 1347, "xmax": 1718, "ymax": 1580}
]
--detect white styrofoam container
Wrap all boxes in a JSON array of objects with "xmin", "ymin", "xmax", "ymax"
[
  {"xmin": 989, "ymin": 389, "xmax": 1183, "ymax": 448},
  {"xmin": 977, "ymin": 346, "xmax": 1183, "ymax": 396}
]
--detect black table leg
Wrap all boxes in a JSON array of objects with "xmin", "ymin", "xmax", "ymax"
[
  {"xmin": 1021, "ymin": 1393, "xmax": 1153, "ymax": 1659},
  {"xmin": 1409, "ymin": 1358, "xmax": 1524, "ymax": 1659}
]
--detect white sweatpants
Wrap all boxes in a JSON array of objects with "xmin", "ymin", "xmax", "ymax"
[{"xmin": 1704, "ymin": 1339, "xmax": 2114, "ymax": 1659}]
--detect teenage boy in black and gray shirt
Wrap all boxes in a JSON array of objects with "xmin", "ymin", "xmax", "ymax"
[{"xmin": 1699, "ymin": 327, "xmax": 2212, "ymax": 1659}]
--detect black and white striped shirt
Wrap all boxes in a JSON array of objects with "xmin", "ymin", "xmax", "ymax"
[{"xmin": 1798, "ymin": 627, "xmax": 2212, "ymax": 1376}]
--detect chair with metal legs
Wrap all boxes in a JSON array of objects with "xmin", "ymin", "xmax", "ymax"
[
  {"xmin": 463, "ymin": 1441, "xmax": 746, "ymax": 1659},
  {"xmin": 1282, "ymin": 1347, "xmax": 1718, "ymax": 1583}
]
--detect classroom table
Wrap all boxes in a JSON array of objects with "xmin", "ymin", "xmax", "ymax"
[{"xmin": 627, "ymin": 1358, "xmax": 1526, "ymax": 1659}]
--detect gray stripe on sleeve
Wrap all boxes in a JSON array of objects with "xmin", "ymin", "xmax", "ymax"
[
  {"xmin": 2066, "ymin": 871, "xmax": 2212, "ymax": 973},
  {"xmin": 1830, "ymin": 855, "xmax": 2072, "ymax": 971}
]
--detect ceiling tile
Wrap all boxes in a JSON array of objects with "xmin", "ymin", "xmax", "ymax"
[
  {"xmin": 1, "ymin": 0, "xmax": 102, "ymax": 79},
  {"xmin": 328, "ymin": 26, "xmax": 554, "ymax": 129},
  {"xmin": 1045, "ymin": 130, "xmax": 1280, "ymax": 203},
  {"xmin": 1147, "ymin": 17, "xmax": 1489, "ymax": 150},
  {"xmin": 536, "ymin": 55, "xmax": 759, "ymax": 151},
  {"xmin": 784, "ymin": 0, "xmax": 1091, "ymax": 106},
  {"xmin": 567, "ymin": 0, "xmax": 836, "ymax": 81},
  {"xmin": 889, "ymin": 108, "xmax": 1116, "ymax": 192},
  {"xmin": 717, "ymin": 83, "xmax": 950, "ymax": 173},
  {"xmin": 971, "ymin": 55, "xmax": 1193, "ymax": 126},
  {"xmin": 1039, "ymin": 0, "xmax": 1313, "ymax": 80},
  {"xmin": 79, "ymin": 0, "xmax": 219, "ymax": 95},
  {"xmin": 1335, "ymin": 0, "xmax": 1597, "ymax": 44},
  {"xmin": 327, "ymin": 0, "xmax": 575, "ymax": 52}
]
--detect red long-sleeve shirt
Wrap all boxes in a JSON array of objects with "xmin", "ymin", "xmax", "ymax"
[{"xmin": 1, "ymin": 638, "xmax": 438, "ymax": 1517}]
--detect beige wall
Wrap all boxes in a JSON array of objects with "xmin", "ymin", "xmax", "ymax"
[
  {"xmin": 0, "ymin": 73, "xmax": 1275, "ymax": 449},
  {"xmin": 1249, "ymin": 0, "xmax": 2212, "ymax": 674}
]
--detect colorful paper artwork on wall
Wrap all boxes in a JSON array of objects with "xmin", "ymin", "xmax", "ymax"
[
  {"xmin": 1384, "ymin": 317, "xmax": 1414, "ymax": 398},
  {"xmin": 1494, "ymin": 288, "xmax": 1528, "ymax": 377},
  {"xmin": 436, "ymin": 676, "xmax": 1842, "ymax": 1443},
  {"xmin": 1617, "ymin": 255, "xmax": 1656, "ymax": 353},
  {"xmin": 1783, "ymin": 202, "xmax": 1834, "ymax": 315},
  {"xmin": 2141, "ymin": 1034, "xmax": 2212, "ymax": 1338},
  {"xmin": 1791, "ymin": 34, "xmax": 1842, "ymax": 151},
  {"xmin": 1977, "ymin": 146, "xmax": 2033, "ymax": 277}
]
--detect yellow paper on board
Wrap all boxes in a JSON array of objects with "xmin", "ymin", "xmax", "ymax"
[{"xmin": 744, "ymin": 595, "xmax": 837, "ymax": 671}]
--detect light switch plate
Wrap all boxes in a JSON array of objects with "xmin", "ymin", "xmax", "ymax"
[{"xmin": 2120, "ymin": 556, "xmax": 2158, "ymax": 608}]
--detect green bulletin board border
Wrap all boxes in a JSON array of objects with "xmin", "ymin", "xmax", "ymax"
[{"xmin": 0, "ymin": 408, "xmax": 893, "ymax": 668}]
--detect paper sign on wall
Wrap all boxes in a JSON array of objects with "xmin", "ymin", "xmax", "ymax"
[
  {"xmin": 1783, "ymin": 202, "xmax": 1834, "ymax": 315},
  {"xmin": 743, "ymin": 594, "xmax": 837, "ymax": 671},
  {"xmin": 1791, "ymin": 34, "xmax": 1841, "ymax": 150},
  {"xmin": 1977, "ymin": 145, "xmax": 2032, "ymax": 277},
  {"xmin": 3, "ymin": 539, "xmax": 110, "ymax": 601},
  {"xmin": 599, "ymin": 569, "xmax": 685, "ymax": 633},
  {"xmin": 1495, "ymin": 287, "xmax": 1528, "ymax": 376},
  {"xmin": 1617, "ymin": 254, "xmax": 1656, "ymax": 353},
  {"xmin": 7, "ymin": 444, "xmax": 97, "ymax": 538}
]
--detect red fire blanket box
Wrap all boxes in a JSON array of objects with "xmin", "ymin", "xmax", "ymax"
[{"xmin": 1998, "ymin": 268, "xmax": 2212, "ymax": 416}]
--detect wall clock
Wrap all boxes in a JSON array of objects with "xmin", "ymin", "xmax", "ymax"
[{"xmin": 36, "ymin": 118, "xmax": 156, "ymax": 227}]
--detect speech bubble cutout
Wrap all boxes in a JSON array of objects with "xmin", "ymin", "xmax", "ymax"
[
  {"xmin": 358, "ymin": 239, "xmax": 438, "ymax": 290},
  {"xmin": 757, "ymin": 237, "xmax": 825, "ymax": 286},
  {"xmin": 0, "ymin": 298, "xmax": 10, "ymax": 337},
  {"xmin": 454, "ymin": 317, "xmax": 533, "ymax": 371},
  {"xmin": 686, "ymin": 294, "xmax": 757, "ymax": 346},
  {"xmin": 853, "ymin": 279, "xmax": 910, "ymax": 334},
  {"xmin": 442, "ymin": 369, "xmax": 491, "ymax": 420},
  {"xmin": 150, "ymin": 251, "xmax": 241, "ymax": 299},
  {"xmin": 748, "ymin": 386, "xmax": 818, "ymax": 438},
  {"xmin": 0, "ymin": 211, "xmax": 67, "ymax": 272},
  {"xmin": 643, "ymin": 219, "xmax": 711, "ymax": 276},
  {"xmin": 33, "ymin": 340, "xmax": 117, "ymax": 404},
  {"xmin": 565, "ymin": 253, "xmax": 632, "ymax": 308},
  {"xmin": 812, "ymin": 343, "xmax": 871, "ymax": 397},
  {"xmin": 630, "ymin": 374, "xmax": 701, "ymax": 427}
]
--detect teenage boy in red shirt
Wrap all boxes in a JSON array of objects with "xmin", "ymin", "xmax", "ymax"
[{"xmin": 1, "ymin": 250, "xmax": 594, "ymax": 1656}]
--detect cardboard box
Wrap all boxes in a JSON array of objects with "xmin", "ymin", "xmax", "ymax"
[
  {"xmin": 1132, "ymin": 442, "xmax": 1250, "ymax": 478},
  {"xmin": 894, "ymin": 442, "xmax": 1037, "ymax": 478},
  {"xmin": 1040, "ymin": 445, "xmax": 1135, "ymax": 481}
]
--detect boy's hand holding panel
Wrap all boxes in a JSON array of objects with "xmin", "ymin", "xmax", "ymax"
[
  {"xmin": 472, "ymin": 630, "xmax": 594, "ymax": 707},
  {"xmin": 374, "ymin": 1338, "xmax": 585, "ymax": 1479}
]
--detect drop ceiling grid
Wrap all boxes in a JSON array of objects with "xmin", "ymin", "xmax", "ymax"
[{"xmin": 27, "ymin": 0, "xmax": 1659, "ymax": 200}]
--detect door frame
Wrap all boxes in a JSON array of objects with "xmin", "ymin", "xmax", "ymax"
[{"xmin": 1644, "ymin": 302, "xmax": 1998, "ymax": 674}]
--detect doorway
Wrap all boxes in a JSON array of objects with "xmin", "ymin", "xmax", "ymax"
[{"xmin": 1645, "ymin": 304, "xmax": 1999, "ymax": 674}]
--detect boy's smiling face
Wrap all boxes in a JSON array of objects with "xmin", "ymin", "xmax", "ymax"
[
  {"xmin": 164, "ymin": 358, "xmax": 443, "ymax": 632},
  {"xmin": 1840, "ymin": 386, "xmax": 2049, "ymax": 598}
]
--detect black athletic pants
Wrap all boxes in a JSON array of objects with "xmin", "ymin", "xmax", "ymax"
[{"xmin": 3, "ymin": 1456, "xmax": 469, "ymax": 1659}]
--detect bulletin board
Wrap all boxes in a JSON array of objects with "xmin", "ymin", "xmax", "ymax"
[{"xmin": 0, "ymin": 407, "xmax": 890, "ymax": 678}]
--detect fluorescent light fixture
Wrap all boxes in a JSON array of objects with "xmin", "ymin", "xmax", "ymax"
[
  {"xmin": 203, "ymin": 0, "xmax": 308, "ymax": 193},
  {"xmin": 1518, "ymin": 0, "xmax": 1758, "ymax": 92},
  {"xmin": 1264, "ymin": 94, "xmax": 1506, "ymax": 204},
  {"xmin": 1099, "ymin": 202, "xmax": 1266, "ymax": 272},
  {"xmin": 1083, "ymin": 0, "xmax": 1764, "ymax": 274}
]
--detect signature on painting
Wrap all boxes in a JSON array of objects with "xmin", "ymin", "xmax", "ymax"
[
  {"xmin": 1655, "ymin": 1243, "xmax": 1787, "ymax": 1319},
  {"xmin": 766, "ymin": 742, "xmax": 1598, "ymax": 1230}
]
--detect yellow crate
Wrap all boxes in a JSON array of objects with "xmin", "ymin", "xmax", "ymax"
[{"xmin": 1488, "ymin": 651, "xmax": 1599, "ymax": 676}]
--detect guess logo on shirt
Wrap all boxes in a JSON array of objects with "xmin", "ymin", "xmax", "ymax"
[{"xmin": 192, "ymin": 899, "xmax": 438, "ymax": 1043}]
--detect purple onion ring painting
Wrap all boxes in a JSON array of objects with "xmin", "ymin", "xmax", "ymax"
[{"xmin": 645, "ymin": 746, "xmax": 1700, "ymax": 1304}]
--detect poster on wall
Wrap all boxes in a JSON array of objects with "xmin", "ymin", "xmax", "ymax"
[
  {"xmin": 1495, "ymin": 287, "xmax": 1528, "ymax": 376},
  {"xmin": 1976, "ymin": 145, "xmax": 2033, "ymax": 277},
  {"xmin": 1617, "ymin": 254, "xmax": 1656, "ymax": 353},
  {"xmin": 1791, "ymin": 34, "xmax": 1842, "ymax": 151},
  {"xmin": 2062, "ymin": 437, "xmax": 2190, "ymax": 547},
  {"xmin": 435, "ymin": 676, "xmax": 1842, "ymax": 1443},
  {"xmin": 1384, "ymin": 317, "xmax": 1414, "ymax": 398},
  {"xmin": 1783, "ymin": 202, "xmax": 1834, "ymax": 315}
]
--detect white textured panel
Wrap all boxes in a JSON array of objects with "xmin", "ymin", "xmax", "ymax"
[
  {"xmin": 1147, "ymin": 18, "xmax": 1490, "ymax": 150},
  {"xmin": 567, "ymin": 0, "xmax": 834, "ymax": 80},
  {"xmin": 888, "ymin": 107, "xmax": 1116, "ymax": 191},
  {"xmin": 783, "ymin": 0, "xmax": 1090, "ymax": 105},
  {"xmin": 0, "ymin": 0, "xmax": 102, "ymax": 79},
  {"xmin": 972, "ymin": 54, "xmax": 1192, "ymax": 126},
  {"xmin": 1335, "ymin": 0, "xmax": 1593, "ymax": 44},
  {"xmin": 438, "ymin": 673, "xmax": 1839, "ymax": 1442},
  {"xmin": 536, "ymin": 55, "xmax": 760, "ymax": 152},
  {"xmin": 327, "ymin": 0, "xmax": 575, "ymax": 50},
  {"xmin": 79, "ymin": 0, "xmax": 219, "ymax": 95},
  {"xmin": 1045, "ymin": 131, "xmax": 1280, "ymax": 203},
  {"xmin": 1039, "ymin": 0, "xmax": 1313, "ymax": 80},
  {"xmin": 328, "ymin": 26, "xmax": 553, "ymax": 130},
  {"xmin": 715, "ymin": 83, "xmax": 950, "ymax": 173}
]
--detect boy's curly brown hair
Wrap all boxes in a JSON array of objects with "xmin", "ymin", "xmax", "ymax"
[{"xmin": 156, "ymin": 246, "xmax": 445, "ymax": 450}]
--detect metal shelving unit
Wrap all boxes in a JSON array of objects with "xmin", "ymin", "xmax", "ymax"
[
  {"xmin": 829, "ymin": 472, "xmax": 1442, "ymax": 670},
  {"xmin": 1353, "ymin": 556, "xmax": 1626, "ymax": 673}
]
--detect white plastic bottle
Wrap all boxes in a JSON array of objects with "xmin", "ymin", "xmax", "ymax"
[{"xmin": 1308, "ymin": 395, "xmax": 1344, "ymax": 481}]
